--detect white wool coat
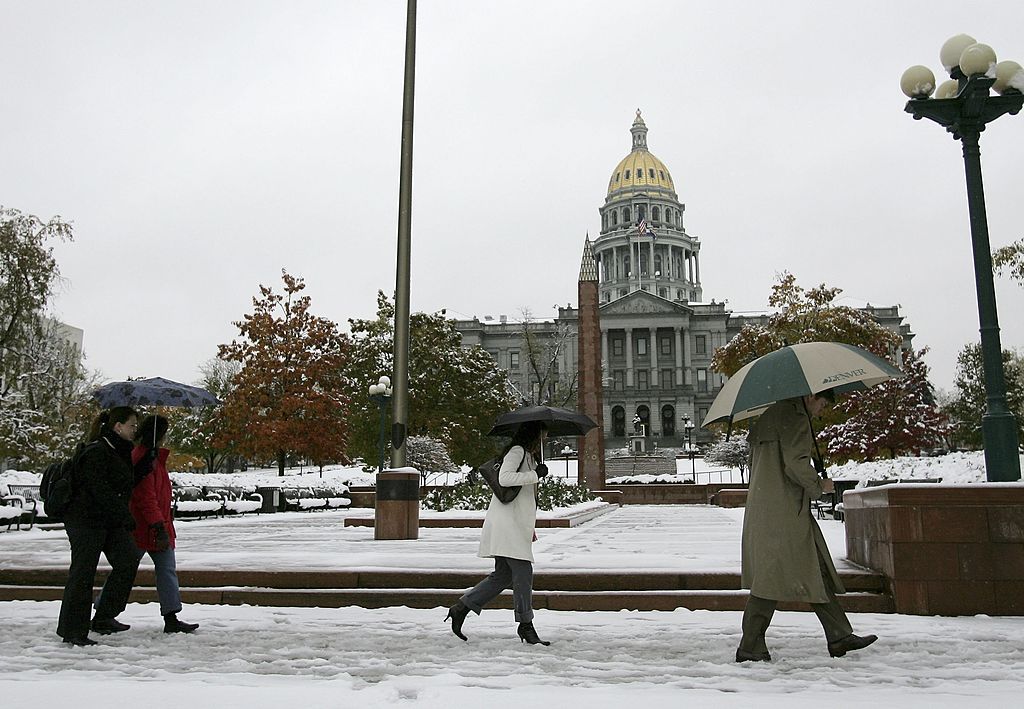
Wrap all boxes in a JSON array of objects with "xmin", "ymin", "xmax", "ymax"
[{"xmin": 478, "ymin": 445, "xmax": 541, "ymax": 562}]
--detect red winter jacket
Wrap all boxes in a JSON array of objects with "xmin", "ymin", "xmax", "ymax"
[{"xmin": 129, "ymin": 446, "xmax": 176, "ymax": 551}]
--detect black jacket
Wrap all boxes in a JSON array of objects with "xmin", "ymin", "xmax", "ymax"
[{"xmin": 63, "ymin": 427, "xmax": 137, "ymax": 530}]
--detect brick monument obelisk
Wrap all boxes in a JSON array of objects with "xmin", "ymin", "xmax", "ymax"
[{"xmin": 577, "ymin": 237, "xmax": 606, "ymax": 490}]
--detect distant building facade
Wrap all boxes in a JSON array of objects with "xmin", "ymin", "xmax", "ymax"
[{"xmin": 453, "ymin": 113, "xmax": 913, "ymax": 450}]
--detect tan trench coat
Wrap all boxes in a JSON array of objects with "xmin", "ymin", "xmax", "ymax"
[{"xmin": 741, "ymin": 398, "xmax": 845, "ymax": 603}]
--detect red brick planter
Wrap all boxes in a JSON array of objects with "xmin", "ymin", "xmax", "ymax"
[{"xmin": 843, "ymin": 484, "xmax": 1024, "ymax": 615}]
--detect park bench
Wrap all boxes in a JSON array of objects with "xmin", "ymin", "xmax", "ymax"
[
  {"xmin": 317, "ymin": 487, "xmax": 351, "ymax": 510},
  {"xmin": 1, "ymin": 484, "xmax": 40, "ymax": 530},
  {"xmin": 204, "ymin": 486, "xmax": 262, "ymax": 516},
  {"xmin": 171, "ymin": 486, "xmax": 223, "ymax": 519},
  {"xmin": 281, "ymin": 488, "xmax": 329, "ymax": 512}
]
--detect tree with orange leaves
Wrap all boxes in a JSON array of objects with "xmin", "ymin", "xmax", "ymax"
[{"xmin": 215, "ymin": 271, "xmax": 350, "ymax": 476}]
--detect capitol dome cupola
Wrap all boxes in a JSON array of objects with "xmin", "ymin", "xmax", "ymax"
[{"xmin": 593, "ymin": 110, "xmax": 702, "ymax": 305}]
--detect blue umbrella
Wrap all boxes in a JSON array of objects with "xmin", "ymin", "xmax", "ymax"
[{"xmin": 92, "ymin": 377, "xmax": 220, "ymax": 409}]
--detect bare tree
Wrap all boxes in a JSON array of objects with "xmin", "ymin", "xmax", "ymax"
[{"xmin": 512, "ymin": 309, "xmax": 578, "ymax": 407}]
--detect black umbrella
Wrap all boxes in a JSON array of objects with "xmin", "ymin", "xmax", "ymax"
[
  {"xmin": 92, "ymin": 377, "xmax": 221, "ymax": 409},
  {"xmin": 487, "ymin": 405, "xmax": 597, "ymax": 438}
]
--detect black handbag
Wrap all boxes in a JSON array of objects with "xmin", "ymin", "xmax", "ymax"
[{"xmin": 478, "ymin": 450, "xmax": 527, "ymax": 503}]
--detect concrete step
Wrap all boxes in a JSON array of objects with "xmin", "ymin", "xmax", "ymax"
[
  {"xmin": 0, "ymin": 567, "xmax": 889, "ymax": 593},
  {"xmin": 0, "ymin": 566, "xmax": 893, "ymax": 613},
  {"xmin": 0, "ymin": 584, "xmax": 894, "ymax": 613}
]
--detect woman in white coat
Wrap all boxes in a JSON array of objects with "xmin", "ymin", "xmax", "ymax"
[{"xmin": 445, "ymin": 421, "xmax": 550, "ymax": 645}]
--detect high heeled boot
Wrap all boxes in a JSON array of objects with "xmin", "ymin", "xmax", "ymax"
[
  {"xmin": 444, "ymin": 601, "xmax": 470, "ymax": 641},
  {"xmin": 517, "ymin": 622, "xmax": 550, "ymax": 646}
]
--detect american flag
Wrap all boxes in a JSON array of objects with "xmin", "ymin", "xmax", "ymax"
[{"xmin": 636, "ymin": 218, "xmax": 656, "ymax": 239}]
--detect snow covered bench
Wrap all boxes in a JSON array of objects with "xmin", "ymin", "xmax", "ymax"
[
  {"xmin": 1, "ymin": 492, "xmax": 37, "ymax": 531},
  {"xmin": 205, "ymin": 487, "xmax": 262, "ymax": 516},
  {"xmin": 172, "ymin": 486, "xmax": 223, "ymax": 519},
  {"xmin": 281, "ymin": 488, "xmax": 328, "ymax": 512}
]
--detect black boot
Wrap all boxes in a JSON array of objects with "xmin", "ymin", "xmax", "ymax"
[
  {"xmin": 444, "ymin": 601, "xmax": 470, "ymax": 641},
  {"xmin": 62, "ymin": 635, "xmax": 98, "ymax": 646},
  {"xmin": 91, "ymin": 617, "xmax": 130, "ymax": 634},
  {"xmin": 163, "ymin": 612, "xmax": 199, "ymax": 634},
  {"xmin": 517, "ymin": 622, "xmax": 550, "ymax": 646}
]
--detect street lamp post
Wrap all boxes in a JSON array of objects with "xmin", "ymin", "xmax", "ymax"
[
  {"xmin": 368, "ymin": 376, "xmax": 393, "ymax": 474},
  {"xmin": 561, "ymin": 445, "xmax": 573, "ymax": 479},
  {"xmin": 682, "ymin": 414, "xmax": 696, "ymax": 478},
  {"xmin": 901, "ymin": 35, "xmax": 1023, "ymax": 482}
]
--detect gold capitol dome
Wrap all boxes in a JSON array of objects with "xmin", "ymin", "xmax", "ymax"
[{"xmin": 606, "ymin": 109, "xmax": 676, "ymax": 198}]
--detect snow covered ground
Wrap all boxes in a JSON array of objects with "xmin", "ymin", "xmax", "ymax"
[{"xmin": 2, "ymin": 453, "xmax": 1023, "ymax": 706}]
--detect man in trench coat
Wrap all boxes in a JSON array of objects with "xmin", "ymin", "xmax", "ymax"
[{"xmin": 736, "ymin": 391, "xmax": 878, "ymax": 662}]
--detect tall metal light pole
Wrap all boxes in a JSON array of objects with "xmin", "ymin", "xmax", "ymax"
[
  {"xmin": 392, "ymin": 0, "xmax": 417, "ymax": 468},
  {"xmin": 368, "ymin": 376, "xmax": 393, "ymax": 473},
  {"xmin": 682, "ymin": 414, "xmax": 696, "ymax": 478},
  {"xmin": 900, "ymin": 35, "xmax": 1023, "ymax": 482}
]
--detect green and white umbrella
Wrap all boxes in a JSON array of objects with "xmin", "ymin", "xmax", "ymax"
[{"xmin": 702, "ymin": 342, "xmax": 904, "ymax": 428}]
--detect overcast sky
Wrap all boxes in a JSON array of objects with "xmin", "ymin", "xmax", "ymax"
[{"xmin": 3, "ymin": 0, "xmax": 1023, "ymax": 395}]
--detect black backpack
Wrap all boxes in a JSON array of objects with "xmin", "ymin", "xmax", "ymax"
[
  {"xmin": 39, "ymin": 442, "xmax": 95, "ymax": 521},
  {"xmin": 477, "ymin": 449, "xmax": 527, "ymax": 504}
]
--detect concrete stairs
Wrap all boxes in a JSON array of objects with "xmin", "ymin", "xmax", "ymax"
[
  {"xmin": 0, "ymin": 566, "xmax": 894, "ymax": 613},
  {"xmin": 605, "ymin": 455, "xmax": 678, "ymax": 478}
]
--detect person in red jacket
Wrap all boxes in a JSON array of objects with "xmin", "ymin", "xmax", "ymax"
[{"xmin": 130, "ymin": 414, "xmax": 199, "ymax": 634}]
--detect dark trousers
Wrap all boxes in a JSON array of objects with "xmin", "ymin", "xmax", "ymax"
[
  {"xmin": 739, "ymin": 550, "xmax": 853, "ymax": 654},
  {"xmin": 461, "ymin": 556, "xmax": 535, "ymax": 623},
  {"xmin": 57, "ymin": 524, "xmax": 141, "ymax": 639}
]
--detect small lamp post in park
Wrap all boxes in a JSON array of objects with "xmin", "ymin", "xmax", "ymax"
[
  {"xmin": 368, "ymin": 376, "xmax": 393, "ymax": 474},
  {"xmin": 900, "ymin": 34, "xmax": 1023, "ymax": 482},
  {"xmin": 682, "ymin": 414, "xmax": 696, "ymax": 478},
  {"xmin": 561, "ymin": 445, "xmax": 573, "ymax": 479}
]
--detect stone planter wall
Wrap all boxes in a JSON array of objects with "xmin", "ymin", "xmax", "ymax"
[{"xmin": 843, "ymin": 484, "xmax": 1024, "ymax": 615}]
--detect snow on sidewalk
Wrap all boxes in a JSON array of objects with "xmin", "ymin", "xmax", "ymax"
[{"xmin": 1, "ymin": 600, "xmax": 1022, "ymax": 708}]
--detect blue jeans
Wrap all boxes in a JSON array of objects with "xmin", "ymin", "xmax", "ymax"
[
  {"xmin": 461, "ymin": 556, "xmax": 535, "ymax": 623},
  {"xmin": 142, "ymin": 547, "xmax": 183, "ymax": 616},
  {"xmin": 94, "ymin": 546, "xmax": 182, "ymax": 617}
]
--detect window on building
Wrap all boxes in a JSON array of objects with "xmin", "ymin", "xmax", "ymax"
[
  {"xmin": 697, "ymin": 368, "xmax": 708, "ymax": 392},
  {"xmin": 660, "ymin": 170, "xmax": 665, "ymax": 180},
  {"xmin": 652, "ymin": 206, "xmax": 660, "ymax": 222},
  {"xmin": 612, "ymin": 406, "xmax": 626, "ymax": 436},
  {"xmin": 615, "ymin": 172, "xmax": 620, "ymax": 182},
  {"xmin": 637, "ymin": 337, "xmax": 648, "ymax": 356},
  {"xmin": 695, "ymin": 335, "xmax": 707, "ymax": 355},
  {"xmin": 613, "ymin": 370, "xmax": 625, "ymax": 391},
  {"xmin": 637, "ymin": 370, "xmax": 649, "ymax": 390},
  {"xmin": 611, "ymin": 211, "xmax": 618, "ymax": 226},
  {"xmin": 649, "ymin": 169, "xmax": 655, "ymax": 179},
  {"xmin": 623, "ymin": 207, "xmax": 631, "ymax": 223},
  {"xmin": 661, "ymin": 404, "xmax": 676, "ymax": 436},
  {"xmin": 612, "ymin": 337, "xmax": 624, "ymax": 357},
  {"xmin": 698, "ymin": 407, "xmax": 708, "ymax": 425},
  {"xmin": 658, "ymin": 287, "xmax": 667, "ymax": 299},
  {"xmin": 660, "ymin": 337, "xmax": 671, "ymax": 356},
  {"xmin": 625, "ymin": 170, "xmax": 630, "ymax": 179},
  {"xmin": 638, "ymin": 204, "xmax": 646, "ymax": 220},
  {"xmin": 510, "ymin": 351, "xmax": 520, "ymax": 369},
  {"xmin": 660, "ymin": 369, "xmax": 673, "ymax": 389},
  {"xmin": 619, "ymin": 288, "xmax": 628, "ymax": 298}
]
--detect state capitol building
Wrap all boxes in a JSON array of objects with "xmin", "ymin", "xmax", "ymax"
[{"xmin": 454, "ymin": 112, "xmax": 912, "ymax": 449}]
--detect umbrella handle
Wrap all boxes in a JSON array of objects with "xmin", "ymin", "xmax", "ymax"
[{"xmin": 801, "ymin": 398, "xmax": 828, "ymax": 480}]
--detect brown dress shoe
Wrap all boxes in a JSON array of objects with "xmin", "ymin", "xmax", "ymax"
[{"xmin": 828, "ymin": 633, "xmax": 878, "ymax": 658}]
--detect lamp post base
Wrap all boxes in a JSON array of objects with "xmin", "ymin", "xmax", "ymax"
[{"xmin": 982, "ymin": 413, "xmax": 1022, "ymax": 482}]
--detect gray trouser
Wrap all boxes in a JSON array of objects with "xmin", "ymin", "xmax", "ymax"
[
  {"xmin": 739, "ymin": 549, "xmax": 853, "ymax": 654},
  {"xmin": 461, "ymin": 556, "xmax": 534, "ymax": 623}
]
